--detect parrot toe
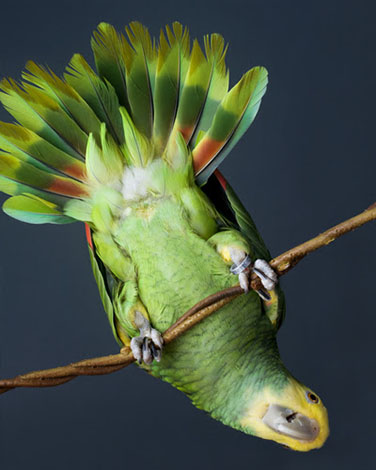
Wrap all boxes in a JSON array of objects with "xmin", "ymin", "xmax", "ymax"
[
  {"xmin": 130, "ymin": 335, "xmax": 144, "ymax": 363},
  {"xmin": 252, "ymin": 259, "xmax": 278, "ymax": 291},
  {"xmin": 130, "ymin": 311, "xmax": 164, "ymax": 365},
  {"xmin": 238, "ymin": 272, "xmax": 249, "ymax": 292},
  {"xmin": 229, "ymin": 253, "xmax": 278, "ymax": 299},
  {"xmin": 142, "ymin": 337, "xmax": 153, "ymax": 365}
]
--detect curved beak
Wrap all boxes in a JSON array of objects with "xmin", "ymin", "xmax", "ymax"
[{"xmin": 262, "ymin": 404, "xmax": 320, "ymax": 442}]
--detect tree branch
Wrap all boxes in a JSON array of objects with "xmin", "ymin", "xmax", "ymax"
[{"xmin": 1, "ymin": 203, "xmax": 375, "ymax": 395}]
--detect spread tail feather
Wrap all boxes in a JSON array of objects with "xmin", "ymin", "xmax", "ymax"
[{"xmin": 0, "ymin": 22, "xmax": 267, "ymax": 224}]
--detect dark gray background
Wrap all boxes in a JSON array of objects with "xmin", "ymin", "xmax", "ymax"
[{"xmin": 0, "ymin": 0, "xmax": 375, "ymax": 468}]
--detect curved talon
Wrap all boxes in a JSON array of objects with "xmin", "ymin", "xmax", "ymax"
[
  {"xmin": 150, "ymin": 342, "xmax": 162, "ymax": 362},
  {"xmin": 151, "ymin": 328, "xmax": 164, "ymax": 350},
  {"xmin": 142, "ymin": 338, "xmax": 153, "ymax": 365},
  {"xmin": 256, "ymin": 289, "xmax": 272, "ymax": 301}
]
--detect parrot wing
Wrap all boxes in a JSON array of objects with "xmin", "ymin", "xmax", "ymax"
[
  {"xmin": 204, "ymin": 170, "xmax": 271, "ymax": 260},
  {"xmin": 85, "ymin": 223, "xmax": 123, "ymax": 345},
  {"xmin": 203, "ymin": 170, "xmax": 285, "ymax": 328}
]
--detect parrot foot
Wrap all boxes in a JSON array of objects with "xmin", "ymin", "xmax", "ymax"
[
  {"xmin": 130, "ymin": 311, "xmax": 164, "ymax": 365},
  {"xmin": 252, "ymin": 259, "xmax": 278, "ymax": 300},
  {"xmin": 229, "ymin": 249, "xmax": 278, "ymax": 298}
]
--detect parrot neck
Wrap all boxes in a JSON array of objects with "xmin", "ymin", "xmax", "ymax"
[{"xmin": 150, "ymin": 293, "xmax": 290, "ymax": 431}]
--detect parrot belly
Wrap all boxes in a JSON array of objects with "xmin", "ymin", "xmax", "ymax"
[
  {"xmin": 118, "ymin": 201, "xmax": 234, "ymax": 330},
  {"xmin": 115, "ymin": 197, "xmax": 285, "ymax": 425}
]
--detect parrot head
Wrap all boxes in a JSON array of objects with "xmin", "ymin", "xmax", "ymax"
[{"xmin": 240, "ymin": 378, "xmax": 329, "ymax": 451}]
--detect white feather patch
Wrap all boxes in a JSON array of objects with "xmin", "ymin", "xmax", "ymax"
[{"xmin": 121, "ymin": 160, "xmax": 162, "ymax": 201}]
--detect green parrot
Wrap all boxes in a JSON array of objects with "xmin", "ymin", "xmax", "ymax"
[{"xmin": 0, "ymin": 22, "xmax": 329, "ymax": 451}]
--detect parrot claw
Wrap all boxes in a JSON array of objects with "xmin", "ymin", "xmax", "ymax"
[
  {"xmin": 252, "ymin": 259, "xmax": 278, "ymax": 291},
  {"xmin": 130, "ymin": 311, "xmax": 164, "ymax": 365},
  {"xmin": 256, "ymin": 289, "xmax": 272, "ymax": 302}
]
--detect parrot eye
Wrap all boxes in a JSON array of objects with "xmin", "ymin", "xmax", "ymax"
[{"xmin": 305, "ymin": 391, "xmax": 319, "ymax": 404}]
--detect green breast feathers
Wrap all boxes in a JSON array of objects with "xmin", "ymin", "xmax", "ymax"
[{"xmin": 0, "ymin": 22, "xmax": 329, "ymax": 451}]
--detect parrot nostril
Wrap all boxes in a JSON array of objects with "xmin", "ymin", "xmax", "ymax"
[{"xmin": 286, "ymin": 412, "xmax": 297, "ymax": 423}]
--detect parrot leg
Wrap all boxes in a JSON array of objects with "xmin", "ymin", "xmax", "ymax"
[
  {"xmin": 228, "ymin": 248, "xmax": 278, "ymax": 299},
  {"xmin": 207, "ymin": 230, "xmax": 278, "ymax": 297},
  {"xmin": 228, "ymin": 247, "xmax": 252, "ymax": 292},
  {"xmin": 130, "ymin": 311, "xmax": 164, "ymax": 365}
]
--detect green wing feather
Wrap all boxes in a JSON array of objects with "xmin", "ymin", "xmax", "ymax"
[
  {"xmin": 189, "ymin": 33, "xmax": 229, "ymax": 144},
  {"xmin": 153, "ymin": 25, "xmax": 189, "ymax": 153},
  {"xmin": 205, "ymin": 170, "xmax": 271, "ymax": 260},
  {"xmin": 166, "ymin": 22, "xmax": 190, "ymax": 95},
  {"xmin": 0, "ymin": 173, "xmax": 68, "ymax": 207},
  {"xmin": 0, "ymin": 122, "xmax": 86, "ymax": 180},
  {"xmin": 91, "ymin": 22, "xmax": 130, "ymax": 110},
  {"xmin": 124, "ymin": 22, "xmax": 156, "ymax": 139},
  {"xmin": 0, "ymin": 78, "xmax": 87, "ymax": 159},
  {"xmin": 23, "ymin": 61, "xmax": 102, "ymax": 139},
  {"xmin": 86, "ymin": 225, "xmax": 122, "ymax": 345},
  {"xmin": 0, "ymin": 151, "xmax": 88, "ymax": 198},
  {"xmin": 192, "ymin": 66, "xmax": 268, "ymax": 184},
  {"xmin": 65, "ymin": 54, "xmax": 124, "ymax": 144},
  {"xmin": 171, "ymin": 39, "xmax": 211, "ymax": 145},
  {"xmin": 3, "ymin": 194, "xmax": 73, "ymax": 224}
]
